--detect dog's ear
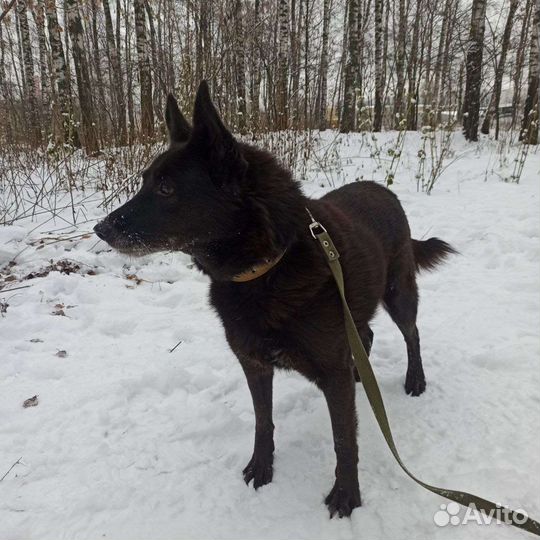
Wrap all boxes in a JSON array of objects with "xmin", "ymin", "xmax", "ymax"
[
  {"xmin": 165, "ymin": 94, "xmax": 191, "ymax": 144},
  {"xmin": 191, "ymin": 80, "xmax": 247, "ymax": 188}
]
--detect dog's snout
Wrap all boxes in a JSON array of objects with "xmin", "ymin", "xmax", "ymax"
[{"xmin": 94, "ymin": 220, "xmax": 114, "ymax": 241}]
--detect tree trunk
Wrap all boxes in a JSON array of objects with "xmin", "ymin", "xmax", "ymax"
[
  {"xmin": 31, "ymin": 0, "xmax": 50, "ymax": 103},
  {"xmin": 195, "ymin": 1, "xmax": 211, "ymax": 85},
  {"xmin": 66, "ymin": 0, "xmax": 99, "ymax": 152},
  {"xmin": 233, "ymin": 0, "xmax": 247, "ymax": 133},
  {"xmin": 290, "ymin": 0, "xmax": 300, "ymax": 127},
  {"xmin": 250, "ymin": 0, "xmax": 261, "ymax": 127},
  {"xmin": 122, "ymin": 0, "xmax": 135, "ymax": 141},
  {"xmin": 393, "ymin": 0, "xmax": 407, "ymax": 127},
  {"xmin": 103, "ymin": 0, "xmax": 127, "ymax": 145},
  {"xmin": 462, "ymin": 0, "xmax": 487, "ymax": 142},
  {"xmin": 144, "ymin": 0, "xmax": 162, "ymax": 125},
  {"xmin": 45, "ymin": 0, "xmax": 71, "ymax": 143},
  {"xmin": 480, "ymin": 0, "xmax": 518, "ymax": 137},
  {"xmin": 0, "ymin": 20, "xmax": 12, "ymax": 138},
  {"xmin": 437, "ymin": 0, "xmax": 458, "ymax": 123},
  {"xmin": 303, "ymin": 0, "xmax": 310, "ymax": 127},
  {"xmin": 356, "ymin": 0, "xmax": 365, "ymax": 117},
  {"xmin": 430, "ymin": 0, "xmax": 451, "ymax": 123},
  {"xmin": 520, "ymin": 0, "xmax": 539, "ymax": 144},
  {"xmin": 315, "ymin": 0, "xmax": 331, "ymax": 130},
  {"xmin": 406, "ymin": 0, "xmax": 422, "ymax": 130},
  {"xmin": 373, "ymin": 0, "xmax": 384, "ymax": 131},
  {"xmin": 90, "ymin": 0, "xmax": 107, "ymax": 146},
  {"xmin": 276, "ymin": 0, "xmax": 289, "ymax": 130},
  {"xmin": 0, "ymin": 22, "xmax": 5, "ymax": 96},
  {"xmin": 340, "ymin": 0, "xmax": 360, "ymax": 132},
  {"xmin": 134, "ymin": 0, "xmax": 154, "ymax": 139},
  {"xmin": 511, "ymin": 0, "xmax": 533, "ymax": 128},
  {"xmin": 16, "ymin": 0, "xmax": 37, "ymax": 138}
]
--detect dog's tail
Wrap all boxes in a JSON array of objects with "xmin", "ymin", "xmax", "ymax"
[{"xmin": 412, "ymin": 238, "xmax": 457, "ymax": 272}]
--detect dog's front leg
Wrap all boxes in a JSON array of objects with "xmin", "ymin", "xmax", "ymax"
[
  {"xmin": 240, "ymin": 361, "xmax": 275, "ymax": 489},
  {"xmin": 321, "ymin": 367, "xmax": 362, "ymax": 518}
]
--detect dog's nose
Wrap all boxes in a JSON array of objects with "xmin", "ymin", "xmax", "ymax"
[{"xmin": 93, "ymin": 220, "xmax": 113, "ymax": 241}]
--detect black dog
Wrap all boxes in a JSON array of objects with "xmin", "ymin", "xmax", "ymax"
[{"xmin": 94, "ymin": 81, "xmax": 455, "ymax": 518}]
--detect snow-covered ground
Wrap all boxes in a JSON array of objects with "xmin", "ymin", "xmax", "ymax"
[{"xmin": 1, "ymin": 132, "xmax": 539, "ymax": 540}]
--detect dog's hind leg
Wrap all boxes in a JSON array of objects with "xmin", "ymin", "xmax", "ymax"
[
  {"xmin": 240, "ymin": 361, "xmax": 275, "ymax": 489},
  {"xmin": 353, "ymin": 325, "xmax": 373, "ymax": 382},
  {"xmin": 383, "ymin": 253, "xmax": 426, "ymax": 396}
]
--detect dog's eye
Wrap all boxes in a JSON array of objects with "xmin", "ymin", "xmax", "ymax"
[{"xmin": 157, "ymin": 181, "xmax": 174, "ymax": 197}]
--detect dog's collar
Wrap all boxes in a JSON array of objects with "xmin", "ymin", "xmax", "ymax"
[{"xmin": 232, "ymin": 250, "xmax": 286, "ymax": 282}]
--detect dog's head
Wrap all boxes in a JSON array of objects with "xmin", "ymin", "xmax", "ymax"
[{"xmin": 94, "ymin": 81, "xmax": 249, "ymax": 256}]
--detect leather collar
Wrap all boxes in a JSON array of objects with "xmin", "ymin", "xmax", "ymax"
[{"xmin": 231, "ymin": 251, "xmax": 286, "ymax": 282}]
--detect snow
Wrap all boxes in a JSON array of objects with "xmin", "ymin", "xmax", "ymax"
[{"xmin": 1, "ymin": 132, "xmax": 539, "ymax": 540}]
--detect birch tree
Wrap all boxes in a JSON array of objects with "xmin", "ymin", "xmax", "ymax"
[
  {"xmin": 0, "ymin": 12, "xmax": 11, "ymax": 141},
  {"xmin": 134, "ymin": 0, "xmax": 154, "ymax": 139},
  {"xmin": 290, "ymin": 0, "xmax": 301, "ymax": 126},
  {"xmin": 406, "ymin": 0, "xmax": 422, "ymax": 130},
  {"xmin": 520, "ymin": 0, "xmax": 539, "ymax": 144},
  {"xmin": 66, "ymin": 0, "xmax": 98, "ymax": 152},
  {"xmin": 430, "ymin": 0, "xmax": 451, "ymax": 122},
  {"xmin": 103, "ymin": 0, "xmax": 126, "ymax": 145},
  {"xmin": 437, "ymin": 0, "xmax": 458, "ymax": 123},
  {"xmin": 0, "ymin": 4, "xmax": 14, "ymax": 100},
  {"xmin": 480, "ymin": 0, "xmax": 518, "ymax": 137},
  {"xmin": 45, "ymin": 0, "xmax": 71, "ymax": 143},
  {"xmin": 233, "ymin": 0, "xmax": 247, "ymax": 133},
  {"xmin": 31, "ymin": 0, "xmax": 50, "ymax": 103},
  {"xmin": 249, "ymin": 0, "xmax": 261, "ymax": 126},
  {"xmin": 511, "ymin": 0, "xmax": 533, "ymax": 128},
  {"xmin": 276, "ymin": 0, "xmax": 290, "ymax": 129},
  {"xmin": 16, "ymin": 0, "xmax": 36, "ymax": 135},
  {"xmin": 340, "ymin": 0, "xmax": 361, "ymax": 132},
  {"xmin": 393, "ymin": 0, "xmax": 407, "ymax": 127},
  {"xmin": 373, "ymin": 0, "xmax": 384, "ymax": 131},
  {"xmin": 462, "ymin": 0, "xmax": 487, "ymax": 141},
  {"xmin": 315, "ymin": 0, "xmax": 331, "ymax": 130},
  {"xmin": 303, "ymin": 0, "xmax": 311, "ymax": 127},
  {"xmin": 90, "ymin": 0, "xmax": 107, "ymax": 142}
]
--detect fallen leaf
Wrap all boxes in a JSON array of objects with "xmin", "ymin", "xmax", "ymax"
[
  {"xmin": 23, "ymin": 395, "xmax": 39, "ymax": 408},
  {"xmin": 126, "ymin": 274, "xmax": 143, "ymax": 285}
]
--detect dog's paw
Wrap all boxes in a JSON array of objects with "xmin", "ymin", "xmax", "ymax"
[
  {"xmin": 325, "ymin": 482, "xmax": 362, "ymax": 518},
  {"xmin": 243, "ymin": 454, "xmax": 273, "ymax": 489},
  {"xmin": 405, "ymin": 370, "xmax": 426, "ymax": 396}
]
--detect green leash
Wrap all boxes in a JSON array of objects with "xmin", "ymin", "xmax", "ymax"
[{"xmin": 308, "ymin": 214, "xmax": 540, "ymax": 536}]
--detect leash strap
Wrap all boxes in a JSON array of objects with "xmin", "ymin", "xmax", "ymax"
[{"xmin": 309, "ymin": 218, "xmax": 540, "ymax": 536}]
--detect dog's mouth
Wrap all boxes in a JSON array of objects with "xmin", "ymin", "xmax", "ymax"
[
  {"xmin": 113, "ymin": 242, "xmax": 154, "ymax": 257},
  {"xmin": 100, "ymin": 235, "xmax": 156, "ymax": 257},
  {"xmin": 93, "ymin": 220, "xmax": 193, "ymax": 257},
  {"xmin": 94, "ymin": 221, "xmax": 157, "ymax": 256}
]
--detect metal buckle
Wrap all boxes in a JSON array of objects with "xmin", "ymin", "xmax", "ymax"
[
  {"xmin": 309, "ymin": 221, "xmax": 327, "ymax": 239},
  {"xmin": 306, "ymin": 207, "xmax": 327, "ymax": 239}
]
